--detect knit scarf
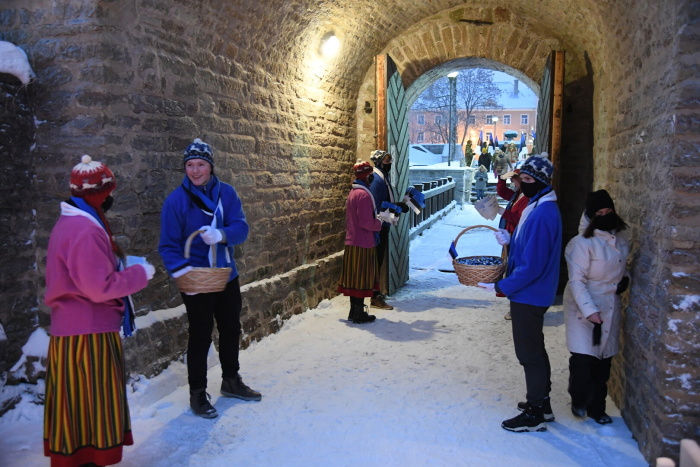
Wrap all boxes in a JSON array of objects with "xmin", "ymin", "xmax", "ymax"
[
  {"xmin": 69, "ymin": 197, "xmax": 136, "ymax": 337},
  {"xmin": 181, "ymin": 175, "xmax": 230, "ymax": 268}
]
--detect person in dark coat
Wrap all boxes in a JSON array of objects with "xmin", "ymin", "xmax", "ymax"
[
  {"xmin": 479, "ymin": 147, "xmax": 492, "ymax": 172},
  {"xmin": 368, "ymin": 150, "xmax": 408, "ymax": 311}
]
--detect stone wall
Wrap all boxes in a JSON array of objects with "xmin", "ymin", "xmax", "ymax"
[
  {"xmin": 0, "ymin": 0, "xmax": 353, "ymax": 381},
  {"xmin": 0, "ymin": 78, "xmax": 41, "ymax": 380}
]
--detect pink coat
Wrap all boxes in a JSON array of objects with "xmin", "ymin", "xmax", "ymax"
[
  {"xmin": 344, "ymin": 185, "xmax": 382, "ymax": 248},
  {"xmin": 44, "ymin": 203, "xmax": 148, "ymax": 336}
]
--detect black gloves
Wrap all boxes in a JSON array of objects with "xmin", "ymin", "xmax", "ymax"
[{"xmin": 616, "ymin": 276, "xmax": 629, "ymax": 295}]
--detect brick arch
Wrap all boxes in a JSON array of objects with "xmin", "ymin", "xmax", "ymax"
[{"xmin": 355, "ymin": 9, "xmax": 574, "ymax": 165}]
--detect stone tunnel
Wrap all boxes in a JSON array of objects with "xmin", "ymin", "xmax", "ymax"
[{"xmin": 0, "ymin": 0, "xmax": 697, "ymax": 463}]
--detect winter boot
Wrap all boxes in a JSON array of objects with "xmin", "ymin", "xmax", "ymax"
[
  {"xmin": 190, "ymin": 388, "xmax": 217, "ymax": 419},
  {"xmin": 221, "ymin": 373, "xmax": 262, "ymax": 401},
  {"xmin": 517, "ymin": 398, "xmax": 555, "ymax": 422},
  {"xmin": 348, "ymin": 297, "xmax": 362, "ymax": 321},
  {"xmin": 370, "ymin": 294, "xmax": 394, "ymax": 310},
  {"xmin": 502, "ymin": 404, "xmax": 547, "ymax": 432},
  {"xmin": 352, "ymin": 304, "xmax": 376, "ymax": 324}
]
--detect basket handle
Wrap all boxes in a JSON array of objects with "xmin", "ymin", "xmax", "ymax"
[
  {"xmin": 184, "ymin": 229, "xmax": 219, "ymax": 267},
  {"xmin": 453, "ymin": 224, "xmax": 507, "ymax": 261}
]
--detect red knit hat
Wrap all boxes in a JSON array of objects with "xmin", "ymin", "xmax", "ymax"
[
  {"xmin": 353, "ymin": 160, "xmax": 373, "ymax": 180},
  {"xmin": 70, "ymin": 155, "xmax": 116, "ymax": 198}
]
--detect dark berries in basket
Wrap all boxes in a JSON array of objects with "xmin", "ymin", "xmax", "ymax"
[{"xmin": 455, "ymin": 256, "xmax": 503, "ymax": 266}]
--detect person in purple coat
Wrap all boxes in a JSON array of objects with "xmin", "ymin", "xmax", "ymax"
[
  {"xmin": 337, "ymin": 160, "xmax": 383, "ymax": 324},
  {"xmin": 44, "ymin": 155, "xmax": 155, "ymax": 467}
]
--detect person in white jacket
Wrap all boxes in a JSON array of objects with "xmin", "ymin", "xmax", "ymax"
[{"xmin": 563, "ymin": 190, "xmax": 630, "ymax": 425}]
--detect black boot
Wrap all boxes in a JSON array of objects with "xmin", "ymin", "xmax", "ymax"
[
  {"xmin": 352, "ymin": 303, "xmax": 376, "ymax": 324},
  {"xmin": 190, "ymin": 388, "xmax": 217, "ymax": 418},
  {"xmin": 221, "ymin": 373, "xmax": 262, "ymax": 401}
]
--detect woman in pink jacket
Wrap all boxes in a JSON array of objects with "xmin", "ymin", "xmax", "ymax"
[
  {"xmin": 43, "ymin": 156, "xmax": 155, "ymax": 467},
  {"xmin": 337, "ymin": 161, "xmax": 383, "ymax": 324}
]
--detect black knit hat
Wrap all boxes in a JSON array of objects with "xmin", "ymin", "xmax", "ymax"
[{"xmin": 585, "ymin": 190, "xmax": 615, "ymax": 218}]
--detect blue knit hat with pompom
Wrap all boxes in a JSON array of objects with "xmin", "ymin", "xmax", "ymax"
[
  {"xmin": 183, "ymin": 138, "xmax": 214, "ymax": 167},
  {"xmin": 519, "ymin": 152, "xmax": 553, "ymax": 186}
]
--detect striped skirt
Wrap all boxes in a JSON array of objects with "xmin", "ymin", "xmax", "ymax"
[
  {"xmin": 43, "ymin": 332, "xmax": 133, "ymax": 467},
  {"xmin": 337, "ymin": 245, "xmax": 379, "ymax": 298}
]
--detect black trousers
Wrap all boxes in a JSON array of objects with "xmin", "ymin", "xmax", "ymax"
[
  {"xmin": 510, "ymin": 301, "xmax": 552, "ymax": 406},
  {"xmin": 568, "ymin": 352, "xmax": 612, "ymax": 417},
  {"xmin": 181, "ymin": 277, "xmax": 242, "ymax": 390}
]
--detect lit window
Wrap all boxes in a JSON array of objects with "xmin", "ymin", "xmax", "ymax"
[
  {"xmin": 418, "ymin": 115, "xmax": 425, "ymax": 125},
  {"xmin": 503, "ymin": 115, "xmax": 511, "ymax": 125},
  {"xmin": 521, "ymin": 114, "xmax": 528, "ymax": 125}
]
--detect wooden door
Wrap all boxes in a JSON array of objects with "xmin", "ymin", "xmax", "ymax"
[
  {"xmin": 535, "ymin": 50, "xmax": 565, "ymax": 191},
  {"xmin": 376, "ymin": 53, "xmax": 410, "ymax": 295}
]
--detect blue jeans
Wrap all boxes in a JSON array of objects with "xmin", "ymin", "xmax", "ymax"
[{"xmin": 476, "ymin": 189, "xmax": 485, "ymax": 200}]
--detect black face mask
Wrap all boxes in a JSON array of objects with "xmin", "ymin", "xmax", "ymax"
[
  {"xmin": 594, "ymin": 213, "xmax": 617, "ymax": 232},
  {"xmin": 367, "ymin": 174, "xmax": 375, "ymax": 184},
  {"xmin": 101, "ymin": 195, "xmax": 114, "ymax": 212},
  {"xmin": 520, "ymin": 180, "xmax": 547, "ymax": 198}
]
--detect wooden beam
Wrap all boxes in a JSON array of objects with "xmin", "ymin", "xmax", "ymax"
[
  {"xmin": 550, "ymin": 50, "xmax": 564, "ymax": 192},
  {"xmin": 375, "ymin": 53, "xmax": 388, "ymax": 152}
]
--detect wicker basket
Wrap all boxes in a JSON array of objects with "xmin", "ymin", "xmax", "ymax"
[
  {"xmin": 452, "ymin": 224, "xmax": 507, "ymax": 287},
  {"xmin": 174, "ymin": 230, "xmax": 232, "ymax": 294}
]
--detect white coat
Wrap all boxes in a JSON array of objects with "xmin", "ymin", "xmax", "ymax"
[{"xmin": 563, "ymin": 214, "xmax": 630, "ymax": 359}]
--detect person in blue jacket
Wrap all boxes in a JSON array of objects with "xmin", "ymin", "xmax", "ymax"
[
  {"xmin": 368, "ymin": 150, "xmax": 408, "ymax": 310},
  {"xmin": 478, "ymin": 153, "xmax": 562, "ymax": 433},
  {"xmin": 159, "ymin": 138, "xmax": 261, "ymax": 419}
]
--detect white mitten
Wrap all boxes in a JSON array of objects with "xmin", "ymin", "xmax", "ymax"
[
  {"xmin": 199, "ymin": 225, "xmax": 223, "ymax": 245},
  {"xmin": 476, "ymin": 282, "xmax": 495, "ymax": 291},
  {"xmin": 494, "ymin": 228, "xmax": 511, "ymax": 246},
  {"xmin": 377, "ymin": 211, "xmax": 393, "ymax": 223},
  {"xmin": 138, "ymin": 262, "xmax": 156, "ymax": 280}
]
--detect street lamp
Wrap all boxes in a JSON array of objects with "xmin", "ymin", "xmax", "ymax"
[
  {"xmin": 492, "ymin": 116, "xmax": 499, "ymax": 148},
  {"xmin": 447, "ymin": 71, "xmax": 458, "ymax": 166}
]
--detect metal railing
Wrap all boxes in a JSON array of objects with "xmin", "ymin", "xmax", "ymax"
[{"xmin": 408, "ymin": 177, "xmax": 455, "ymax": 229}]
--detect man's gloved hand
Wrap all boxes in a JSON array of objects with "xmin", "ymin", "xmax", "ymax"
[
  {"xmin": 396, "ymin": 202, "xmax": 409, "ymax": 213},
  {"xmin": 199, "ymin": 225, "xmax": 223, "ymax": 245},
  {"xmin": 138, "ymin": 262, "xmax": 156, "ymax": 280},
  {"xmin": 615, "ymin": 276, "xmax": 629, "ymax": 295},
  {"xmin": 494, "ymin": 229, "xmax": 511, "ymax": 246}
]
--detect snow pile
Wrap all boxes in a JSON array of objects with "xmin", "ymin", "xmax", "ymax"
[{"xmin": 0, "ymin": 41, "xmax": 35, "ymax": 85}]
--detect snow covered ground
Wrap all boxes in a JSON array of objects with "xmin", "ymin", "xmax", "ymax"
[{"xmin": 0, "ymin": 206, "xmax": 647, "ymax": 466}]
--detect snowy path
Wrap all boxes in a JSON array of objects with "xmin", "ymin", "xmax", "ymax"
[{"xmin": 0, "ymin": 206, "xmax": 647, "ymax": 467}]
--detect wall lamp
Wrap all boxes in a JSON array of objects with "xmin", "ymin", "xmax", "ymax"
[{"xmin": 364, "ymin": 101, "xmax": 372, "ymax": 114}]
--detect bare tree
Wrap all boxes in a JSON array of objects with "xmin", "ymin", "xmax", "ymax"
[
  {"xmin": 411, "ymin": 69, "xmax": 503, "ymax": 145},
  {"xmin": 456, "ymin": 69, "xmax": 502, "ymax": 144}
]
